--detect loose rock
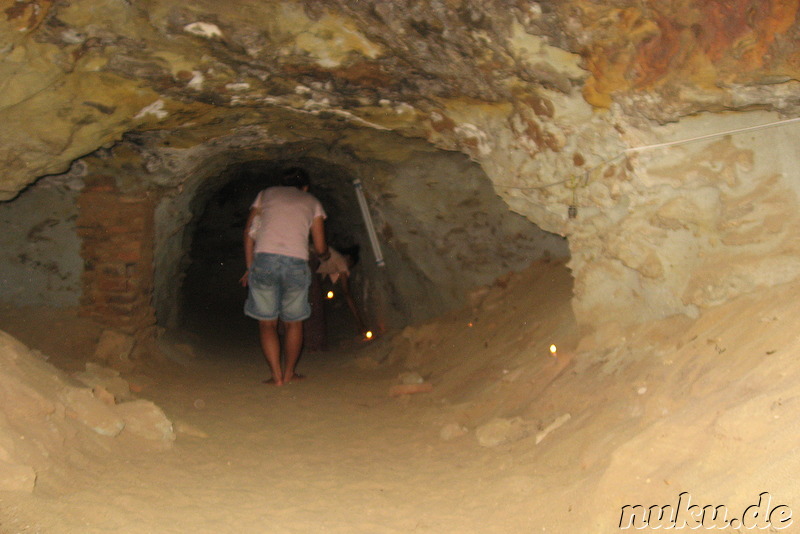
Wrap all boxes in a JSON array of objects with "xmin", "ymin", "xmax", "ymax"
[
  {"xmin": 60, "ymin": 386, "xmax": 125, "ymax": 437},
  {"xmin": 475, "ymin": 417, "xmax": 528, "ymax": 448},
  {"xmin": 440, "ymin": 422, "xmax": 468, "ymax": 441},
  {"xmin": 114, "ymin": 399, "xmax": 175, "ymax": 447},
  {"xmin": 93, "ymin": 330, "xmax": 135, "ymax": 365}
]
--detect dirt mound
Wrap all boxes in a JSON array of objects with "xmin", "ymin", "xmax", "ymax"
[
  {"xmin": 363, "ymin": 259, "xmax": 800, "ymax": 531},
  {"xmin": 0, "ymin": 330, "xmax": 175, "ymax": 493}
]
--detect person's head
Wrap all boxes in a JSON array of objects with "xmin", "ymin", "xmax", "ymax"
[
  {"xmin": 340, "ymin": 244, "xmax": 360, "ymax": 268},
  {"xmin": 280, "ymin": 167, "xmax": 310, "ymax": 190}
]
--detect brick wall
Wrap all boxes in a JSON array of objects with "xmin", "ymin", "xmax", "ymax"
[{"xmin": 77, "ymin": 176, "xmax": 156, "ymax": 333}]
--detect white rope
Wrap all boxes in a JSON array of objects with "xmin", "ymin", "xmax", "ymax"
[
  {"xmin": 497, "ymin": 116, "xmax": 800, "ymax": 192},
  {"xmin": 623, "ymin": 116, "xmax": 800, "ymax": 153}
]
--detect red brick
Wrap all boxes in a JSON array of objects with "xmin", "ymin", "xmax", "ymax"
[
  {"xmin": 99, "ymin": 263, "xmax": 127, "ymax": 277},
  {"xmin": 107, "ymin": 293, "xmax": 139, "ymax": 304},
  {"xmin": 97, "ymin": 278, "xmax": 128, "ymax": 292},
  {"xmin": 78, "ymin": 177, "xmax": 157, "ymax": 332},
  {"xmin": 118, "ymin": 195, "xmax": 149, "ymax": 204},
  {"xmin": 81, "ymin": 183, "xmax": 116, "ymax": 193},
  {"xmin": 103, "ymin": 226, "xmax": 137, "ymax": 235}
]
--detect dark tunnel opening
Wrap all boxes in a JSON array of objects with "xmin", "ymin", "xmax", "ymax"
[
  {"xmin": 0, "ymin": 143, "xmax": 573, "ymax": 371},
  {"xmin": 147, "ymin": 144, "xmax": 574, "ymax": 366},
  {"xmin": 178, "ymin": 158, "xmax": 374, "ymax": 356}
]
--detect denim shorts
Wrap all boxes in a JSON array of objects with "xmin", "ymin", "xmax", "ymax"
[{"xmin": 244, "ymin": 253, "xmax": 312, "ymax": 322}]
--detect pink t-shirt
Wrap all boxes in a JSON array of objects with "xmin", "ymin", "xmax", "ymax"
[{"xmin": 248, "ymin": 186, "xmax": 326, "ymax": 260}]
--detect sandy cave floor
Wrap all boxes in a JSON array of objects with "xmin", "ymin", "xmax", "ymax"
[
  {"xmin": 3, "ymin": 349, "xmax": 534, "ymax": 533},
  {"xmin": 1, "ymin": 260, "xmax": 800, "ymax": 533}
]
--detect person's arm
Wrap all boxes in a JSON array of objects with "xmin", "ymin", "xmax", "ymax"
[
  {"xmin": 240, "ymin": 208, "xmax": 259, "ymax": 287},
  {"xmin": 310, "ymin": 215, "xmax": 329, "ymax": 261}
]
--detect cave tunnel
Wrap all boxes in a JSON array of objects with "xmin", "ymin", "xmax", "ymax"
[
  {"xmin": 178, "ymin": 157, "xmax": 380, "ymax": 352},
  {"xmin": 0, "ymin": 126, "xmax": 571, "ymax": 363},
  {"xmin": 3, "ymin": 0, "xmax": 800, "ymax": 530},
  {"xmin": 168, "ymin": 147, "xmax": 572, "ymax": 359}
]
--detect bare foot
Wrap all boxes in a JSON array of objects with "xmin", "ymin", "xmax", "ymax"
[
  {"xmin": 284, "ymin": 373, "xmax": 306, "ymax": 383},
  {"xmin": 262, "ymin": 378, "xmax": 284, "ymax": 386}
]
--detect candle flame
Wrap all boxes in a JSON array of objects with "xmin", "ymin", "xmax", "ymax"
[
  {"xmin": 326, "ymin": 290, "xmax": 334, "ymax": 299},
  {"xmin": 365, "ymin": 330, "xmax": 374, "ymax": 340},
  {"xmin": 549, "ymin": 344, "xmax": 557, "ymax": 355}
]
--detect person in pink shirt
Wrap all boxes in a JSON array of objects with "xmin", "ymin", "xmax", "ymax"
[{"xmin": 240, "ymin": 168, "xmax": 330, "ymax": 386}]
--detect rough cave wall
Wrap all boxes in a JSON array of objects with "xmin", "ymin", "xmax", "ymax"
[
  {"xmin": 0, "ymin": 172, "xmax": 84, "ymax": 306},
  {"xmin": 567, "ymin": 112, "xmax": 800, "ymax": 325},
  {"xmin": 371, "ymin": 149, "xmax": 569, "ymax": 322},
  {"xmin": 1, "ymin": 0, "xmax": 799, "ymax": 331}
]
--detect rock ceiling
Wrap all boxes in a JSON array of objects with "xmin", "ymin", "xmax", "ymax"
[
  {"xmin": 2, "ymin": 0, "xmax": 800, "ymax": 328},
  {"xmin": 2, "ymin": 0, "xmax": 798, "ymax": 200}
]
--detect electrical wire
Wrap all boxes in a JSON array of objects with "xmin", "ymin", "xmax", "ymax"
[{"xmin": 495, "ymin": 116, "xmax": 800, "ymax": 193}]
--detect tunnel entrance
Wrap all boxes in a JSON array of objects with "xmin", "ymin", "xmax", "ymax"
[
  {"xmin": 0, "ymin": 141, "xmax": 572, "ymax": 365},
  {"xmin": 178, "ymin": 158, "xmax": 372, "ymax": 352},
  {"xmin": 151, "ymin": 145, "xmax": 571, "ymax": 360}
]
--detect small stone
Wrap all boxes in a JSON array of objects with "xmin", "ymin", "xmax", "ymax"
[
  {"xmin": 475, "ymin": 417, "xmax": 528, "ymax": 448},
  {"xmin": 74, "ymin": 363, "xmax": 132, "ymax": 401},
  {"xmin": 60, "ymin": 386, "xmax": 125, "ymax": 437},
  {"xmin": 92, "ymin": 385, "xmax": 117, "ymax": 406},
  {"xmin": 440, "ymin": 423, "xmax": 468, "ymax": 441},
  {"xmin": 93, "ymin": 330, "xmax": 135, "ymax": 364},
  {"xmin": 399, "ymin": 371, "xmax": 424, "ymax": 385},
  {"xmin": 175, "ymin": 421, "xmax": 208, "ymax": 438},
  {"xmin": 184, "ymin": 22, "xmax": 223, "ymax": 39},
  {"xmin": 114, "ymin": 400, "xmax": 175, "ymax": 447},
  {"xmin": 535, "ymin": 413, "xmax": 572, "ymax": 445}
]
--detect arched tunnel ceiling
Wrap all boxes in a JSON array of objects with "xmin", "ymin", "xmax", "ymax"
[
  {"xmin": 144, "ymin": 137, "xmax": 569, "ymax": 330},
  {"xmin": 3, "ymin": 0, "xmax": 800, "ymax": 329},
  {"xmin": 3, "ymin": 0, "xmax": 799, "ymax": 200}
]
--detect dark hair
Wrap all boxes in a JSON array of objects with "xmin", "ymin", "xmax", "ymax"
[
  {"xmin": 280, "ymin": 167, "xmax": 310, "ymax": 189},
  {"xmin": 339, "ymin": 244, "xmax": 360, "ymax": 267}
]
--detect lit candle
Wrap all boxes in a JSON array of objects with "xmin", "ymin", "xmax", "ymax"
[
  {"xmin": 326, "ymin": 290, "xmax": 334, "ymax": 299},
  {"xmin": 549, "ymin": 344, "xmax": 557, "ymax": 357},
  {"xmin": 365, "ymin": 331, "xmax": 374, "ymax": 340}
]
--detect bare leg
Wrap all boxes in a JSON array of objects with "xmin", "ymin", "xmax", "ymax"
[
  {"xmin": 282, "ymin": 320, "xmax": 305, "ymax": 383},
  {"xmin": 258, "ymin": 320, "xmax": 284, "ymax": 386}
]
